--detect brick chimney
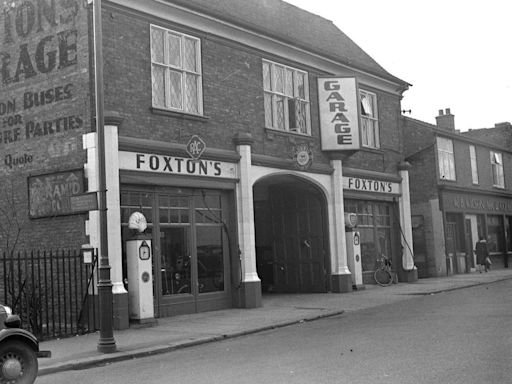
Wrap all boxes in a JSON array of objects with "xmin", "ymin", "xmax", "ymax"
[
  {"xmin": 495, "ymin": 122, "xmax": 512, "ymax": 129},
  {"xmin": 436, "ymin": 108, "xmax": 455, "ymax": 131}
]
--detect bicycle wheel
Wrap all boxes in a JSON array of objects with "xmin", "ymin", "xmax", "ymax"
[{"xmin": 374, "ymin": 268, "xmax": 393, "ymax": 286}]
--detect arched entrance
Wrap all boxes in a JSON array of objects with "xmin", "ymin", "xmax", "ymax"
[{"xmin": 253, "ymin": 175, "xmax": 329, "ymax": 293}]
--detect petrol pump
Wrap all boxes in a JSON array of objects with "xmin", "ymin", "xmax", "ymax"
[
  {"xmin": 345, "ymin": 213, "xmax": 364, "ymax": 290},
  {"xmin": 126, "ymin": 212, "xmax": 156, "ymax": 324}
]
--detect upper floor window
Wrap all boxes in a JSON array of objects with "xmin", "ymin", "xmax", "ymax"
[
  {"xmin": 150, "ymin": 25, "xmax": 203, "ymax": 115},
  {"xmin": 360, "ymin": 90, "xmax": 379, "ymax": 148},
  {"xmin": 437, "ymin": 137, "xmax": 456, "ymax": 180},
  {"xmin": 469, "ymin": 145, "xmax": 479, "ymax": 184},
  {"xmin": 490, "ymin": 151, "xmax": 504, "ymax": 188},
  {"xmin": 262, "ymin": 59, "xmax": 310, "ymax": 134}
]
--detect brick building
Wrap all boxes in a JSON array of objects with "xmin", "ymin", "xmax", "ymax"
[
  {"xmin": 403, "ymin": 110, "xmax": 512, "ymax": 278},
  {"xmin": 1, "ymin": 0, "xmax": 416, "ymax": 328}
]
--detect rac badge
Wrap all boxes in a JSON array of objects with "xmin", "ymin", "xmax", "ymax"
[{"xmin": 292, "ymin": 143, "xmax": 313, "ymax": 171}]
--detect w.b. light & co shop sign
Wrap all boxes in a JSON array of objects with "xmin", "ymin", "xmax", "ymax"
[{"xmin": 318, "ymin": 77, "xmax": 360, "ymax": 151}]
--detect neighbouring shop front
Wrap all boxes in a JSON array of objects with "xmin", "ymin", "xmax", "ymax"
[
  {"xmin": 441, "ymin": 190, "xmax": 512, "ymax": 272},
  {"xmin": 342, "ymin": 174, "xmax": 403, "ymax": 284}
]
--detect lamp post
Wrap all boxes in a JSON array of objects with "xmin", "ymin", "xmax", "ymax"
[{"xmin": 93, "ymin": 0, "xmax": 116, "ymax": 353}]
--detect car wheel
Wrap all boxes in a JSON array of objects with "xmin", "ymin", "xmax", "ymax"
[{"xmin": 0, "ymin": 340, "xmax": 38, "ymax": 384}]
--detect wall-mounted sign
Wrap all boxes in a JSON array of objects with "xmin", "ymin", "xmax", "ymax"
[
  {"xmin": 70, "ymin": 192, "xmax": 98, "ymax": 213},
  {"xmin": 292, "ymin": 143, "xmax": 313, "ymax": 170},
  {"xmin": 28, "ymin": 169, "xmax": 85, "ymax": 218},
  {"xmin": 343, "ymin": 176, "xmax": 400, "ymax": 195},
  {"xmin": 119, "ymin": 151, "xmax": 237, "ymax": 180},
  {"xmin": 441, "ymin": 191, "xmax": 512, "ymax": 214},
  {"xmin": 186, "ymin": 135, "xmax": 206, "ymax": 160},
  {"xmin": 318, "ymin": 77, "xmax": 360, "ymax": 151}
]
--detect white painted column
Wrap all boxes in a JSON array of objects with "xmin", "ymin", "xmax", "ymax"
[
  {"xmin": 399, "ymin": 166, "xmax": 415, "ymax": 271},
  {"xmin": 235, "ymin": 136, "xmax": 260, "ymax": 285},
  {"xmin": 104, "ymin": 125, "xmax": 126, "ymax": 294},
  {"xmin": 82, "ymin": 127, "xmax": 126, "ymax": 294},
  {"xmin": 330, "ymin": 160, "xmax": 351, "ymax": 275}
]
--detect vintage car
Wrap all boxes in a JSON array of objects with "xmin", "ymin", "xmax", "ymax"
[{"xmin": 0, "ymin": 304, "xmax": 50, "ymax": 383}]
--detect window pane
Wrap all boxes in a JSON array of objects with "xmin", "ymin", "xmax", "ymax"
[
  {"xmin": 470, "ymin": 145, "xmax": 479, "ymax": 184},
  {"xmin": 151, "ymin": 27, "xmax": 165, "ymax": 63},
  {"xmin": 169, "ymin": 70, "xmax": 183, "ymax": 109},
  {"xmin": 361, "ymin": 118, "xmax": 369, "ymax": 145},
  {"xmin": 295, "ymin": 100, "xmax": 307, "ymax": 133},
  {"xmin": 263, "ymin": 62, "xmax": 271, "ymax": 91},
  {"xmin": 361, "ymin": 93, "xmax": 373, "ymax": 117},
  {"xmin": 168, "ymin": 33, "xmax": 181, "ymax": 67},
  {"xmin": 152, "ymin": 64, "xmax": 166, "ymax": 108},
  {"xmin": 183, "ymin": 37, "xmax": 197, "ymax": 72},
  {"xmin": 284, "ymin": 69, "xmax": 294, "ymax": 97},
  {"xmin": 296, "ymin": 72, "xmax": 305, "ymax": 99},
  {"xmin": 274, "ymin": 65, "xmax": 284, "ymax": 93},
  {"xmin": 185, "ymin": 74, "xmax": 199, "ymax": 113},
  {"xmin": 275, "ymin": 95, "xmax": 286, "ymax": 129},
  {"xmin": 264, "ymin": 92, "xmax": 273, "ymax": 127},
  {"xmin": 197, "ymin": 227, "xmax": 224, "ymax": 293}
]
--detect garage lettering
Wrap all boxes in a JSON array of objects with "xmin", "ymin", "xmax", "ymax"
[{"xmin": 324, "ymin": 80, "xmax": 352, "ymax": 145}]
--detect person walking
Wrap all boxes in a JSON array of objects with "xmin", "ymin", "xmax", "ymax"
[{"xmin": 475, "ymin": 236, "xmax": 490, "ymax": 273}]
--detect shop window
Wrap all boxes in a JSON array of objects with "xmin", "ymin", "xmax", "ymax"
[
  {"xmin": 360, "ymin": 90, "xmax": 379, "ymax": 148},
  {"xmin": 507, "ymin": 217, "xmax": 512, "ymax": 252},
  {"xmin": 487, "ymin": 215, "xmax": 505, "ymax": 253},
  {"xmin": 151, "ymin": 25, "xmax": 203, "ymax": 115},
  {"xmin": 437, "ymin": 137, "xmax": 456, "ymax": 180},
  {"xmin": 262, "ymin": 59, "xmax": 310, "ymax": 134},
  {"xmin": 120, "ymin": 191, "xmax": 153, "ymax": 224},
  {"xmin": 344, "ymin": 200, "xmax": 392, "ymax": 272},
  {"xmin": 490, "ymin": 151, "xmax": 504, "ymax": 188},
  {"xmin": 469, "ymin": 145, "xmax": 479, "ymax": 184}
]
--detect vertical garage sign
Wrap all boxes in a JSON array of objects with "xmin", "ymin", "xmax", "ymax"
[{"xmin": 318, "ymin": 77, "xmax": 360, "ymax": 151}]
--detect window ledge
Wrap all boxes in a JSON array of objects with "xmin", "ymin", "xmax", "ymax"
[
  {"xmin": 359, "ymin": 146, "xmax": 385, "ymax": 154},
  {"xmin": 265, "ymin": 127, "xmax": 313, "ymax": 140},
  {"xmin": 151, "ymin": 107, "xmax": 210, "ymax": 122}
]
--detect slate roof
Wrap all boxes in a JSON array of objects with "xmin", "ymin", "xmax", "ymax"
[{"xmin": 168, "ymin": 0, "xmax": 409, "ymax": 86}]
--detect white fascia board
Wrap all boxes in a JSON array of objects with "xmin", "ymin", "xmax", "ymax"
[{"xmin": 109, "ymin": 0, "xmax": 406, "ymax": 95}]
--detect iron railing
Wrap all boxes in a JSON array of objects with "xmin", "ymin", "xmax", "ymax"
[{"xmin": 1, "ymin": 249, "xmax": 99, "ymax": 340}]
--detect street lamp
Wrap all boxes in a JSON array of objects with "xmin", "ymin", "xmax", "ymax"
[{"xmin": 92, "ymin": 0, "xmax": 116, "ymax": 353}]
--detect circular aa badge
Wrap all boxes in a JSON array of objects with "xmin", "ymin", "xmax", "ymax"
[{"xmin": 292, "ymin": 143, "xmax": 313, "ymax": 170}]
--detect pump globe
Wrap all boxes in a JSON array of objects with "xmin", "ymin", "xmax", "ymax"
[{"xmin": 128, "ymin": 212, "xmax": 148, "ymax": 233}]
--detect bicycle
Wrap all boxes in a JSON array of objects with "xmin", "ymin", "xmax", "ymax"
[{"xmin": 373, "ymin": 256, "xmax": 398, "ymax": 286}]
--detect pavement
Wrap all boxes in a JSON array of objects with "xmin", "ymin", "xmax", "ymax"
[{"xmin": 38, "ymin": 268, "xmax": 512, "ymax": 377}]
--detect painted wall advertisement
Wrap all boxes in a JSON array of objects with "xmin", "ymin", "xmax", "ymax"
[
  {"xmin": 28, "ymin": 169, "xmax": 85, "ymax": 218},
  {"xmin": 0, "ymin": 0, "xmax": 89, "ymax": 171},
  {"xmin": 317, "ymin": 77, "xmax": 360, "ymax": 151}
]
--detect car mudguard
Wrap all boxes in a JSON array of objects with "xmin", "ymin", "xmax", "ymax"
[{"xmin": 0, "ymin": 328, "xmax": 39, "ymax": 352}]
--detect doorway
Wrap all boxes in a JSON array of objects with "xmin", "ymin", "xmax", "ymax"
[
  {"xmin": 121, "ymin": 188, "xmax": 232, "ymax": 317},
  {"xmin": 254, "ymin": 176, "xmax": 329, "ymax": 293}
]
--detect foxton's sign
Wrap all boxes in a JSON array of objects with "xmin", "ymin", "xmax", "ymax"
[
  {"xmin": 119, "ymin": 152, "xmax": 237, "ymax": 179},
  {"xmin": 343, "ymin": 176, "xmax": 400, "ymax": 195},
  {"xmin": 318, "ymin": 77, "xmax": 360, "ymax": 151}
]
